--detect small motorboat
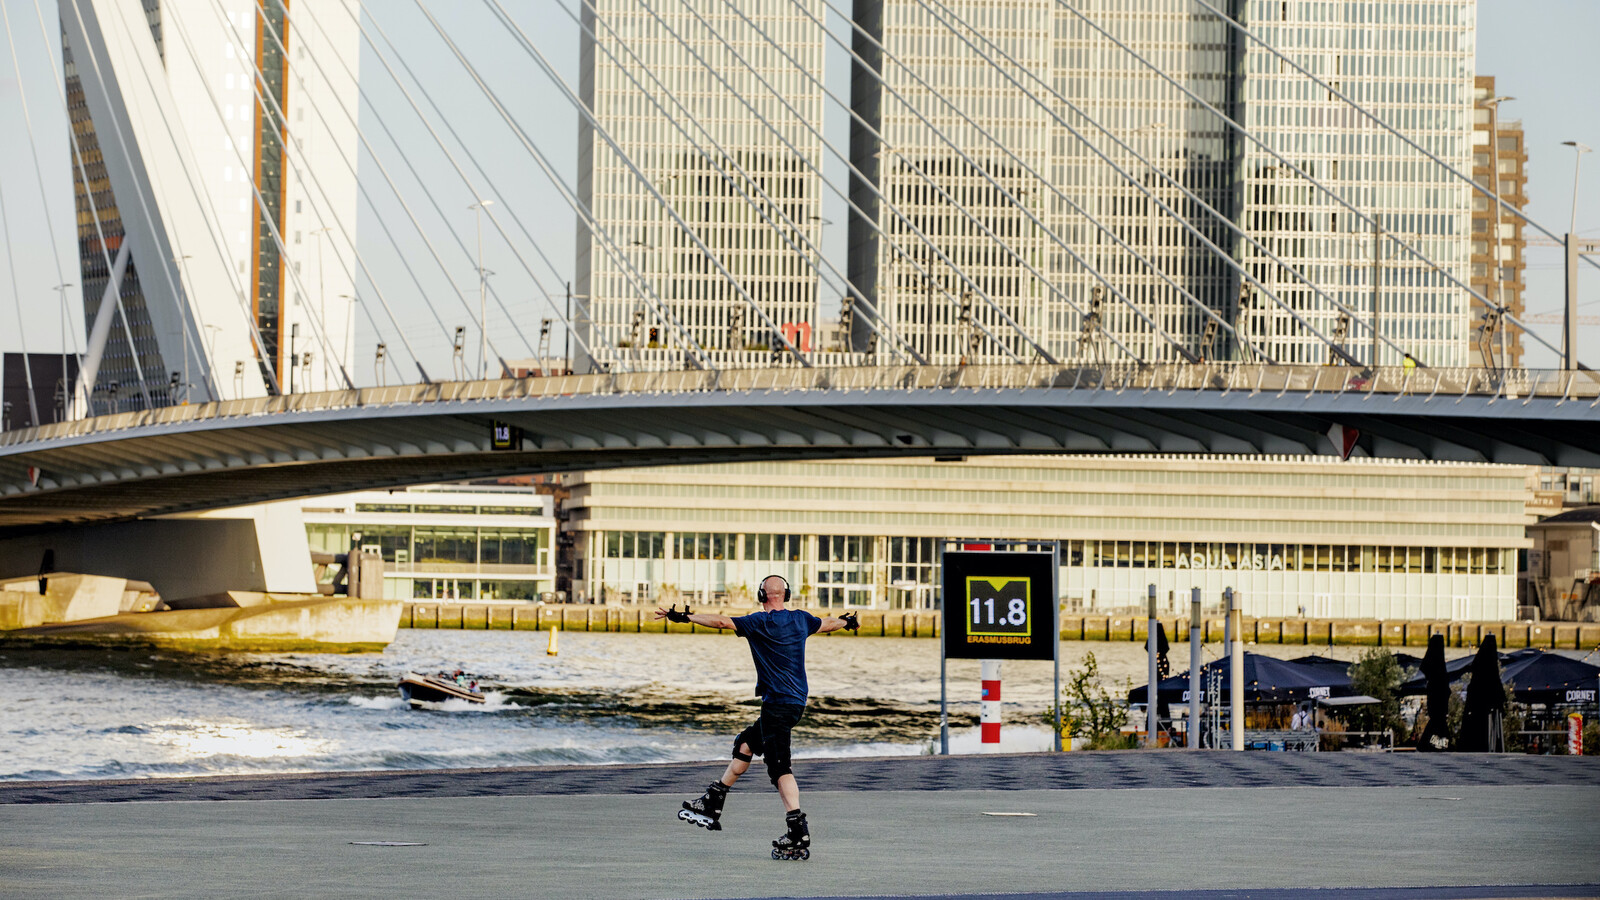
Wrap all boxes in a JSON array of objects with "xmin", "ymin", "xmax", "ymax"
[{"xmin": 398, "ymin": 671, "xmax": 486, "ymax": 708}]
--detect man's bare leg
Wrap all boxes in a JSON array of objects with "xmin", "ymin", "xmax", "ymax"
[
  {"xmin": 719, "ymin": 742, "xmax": 753, "ymax": 787},
  {"xmin": 775, "ymin": 773, "xmax": 799, "ymax": 812}
]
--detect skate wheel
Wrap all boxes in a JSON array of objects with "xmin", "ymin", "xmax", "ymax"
[
  {"xmin": 799, "ymin": 848, "xmax": 809, "ymax": 860},
  {"xmin": 677, "ymin": 809, "xmax": 693, "ymax": 823}
]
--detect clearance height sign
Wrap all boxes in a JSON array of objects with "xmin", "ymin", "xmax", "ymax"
[{"xmin": 942, "ymin": 550, "xmax": 1057, "ymax": 661}]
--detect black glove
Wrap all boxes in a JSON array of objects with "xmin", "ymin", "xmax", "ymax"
[
  {"xmin": 665, "ymin": 605, "xmax": 693, "ymax": 623},
  {"xmin": 840, "ymin": 612, "xmax": 859, "ymax": 632}
]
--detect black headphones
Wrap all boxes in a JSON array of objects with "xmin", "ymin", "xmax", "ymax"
[{"xmin": 760, "ymin": 574, "xmax": 791, "ymax": 602}]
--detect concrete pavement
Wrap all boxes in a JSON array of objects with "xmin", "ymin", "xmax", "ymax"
[{"xmin": 1, "ymin": 753, "xmax": 1597, "ymax": 899}]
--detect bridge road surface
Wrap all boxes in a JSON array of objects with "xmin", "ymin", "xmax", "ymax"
[{"xmin": 2, "ymin": 753, "xmax": 1597, "ymax": 900}]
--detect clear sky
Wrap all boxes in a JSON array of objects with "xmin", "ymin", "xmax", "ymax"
[{"xmin": 1, "ymin": 0, "xmax": 1596, "ymax": 378}]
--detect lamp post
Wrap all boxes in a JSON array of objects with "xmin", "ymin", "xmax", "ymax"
[
  {"xmin": 630, "ymin": 238, "xmax": 654, "ymax": 361},
  {"xmin": 203, "ymin": 324, "xmax": 222, "ymax": 382},
  {"xmin": 1561, "ymin": 141, "xmax": 1592, "ymax": 236},
  {"xmin": 1479, "ymin": 95, "xmax": 1514, "ymax": 370},
  {"xmin": 310, "ymin": 227, "xmax": 332, "ymax": 390},
  {"xmin": 51, "ymin": 282, "xmax": 74, "ymax": 409},
  {"xmin": 171, "ymin": 254, "xmax": 195, "ymax": 399},
  {"xmin": 338, "ymin": 294, "xmax": 355, "ymax": 387},
  {"xmin": 1560, "ymin": 141, "xmax": 1591, "ymax": 369},
  {"xmin": 808, "ymin": 214, "xmax": 832, "ymax": 317},
  {"xmin": 468, "ymin": 199, "xmax": 495, "ymax": 379}
]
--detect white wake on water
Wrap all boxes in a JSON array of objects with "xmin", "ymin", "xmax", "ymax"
[
  {"xmin": 346, "ymin": 696, "xmax": 408, "ymax": 711},
  {"xmin": 347, "ymin": 691, "xmax": 517, "ymax": 712}
]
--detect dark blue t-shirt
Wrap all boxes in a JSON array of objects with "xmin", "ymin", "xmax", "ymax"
[{"xmin": 732, "ymin": 608, "xmax": 822, "ymax": 705}]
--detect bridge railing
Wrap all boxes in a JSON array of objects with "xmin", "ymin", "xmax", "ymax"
[{"xmin": 4, "ymin": 363, "xmax": 1598, "ymax": 446}]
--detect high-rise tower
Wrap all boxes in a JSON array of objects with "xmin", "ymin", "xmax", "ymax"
[
  {"xmin": 576, "ymin": 0, "xmax": 827, "ymax": 372},
  {"xmin": 1469, "ymin": 75, "xmax": 1527, "ymax": 369},
  {"xmin": 848, "ymin": 0, "xmax": 1476, "ymax": 367},
  {"xmin": 1234, "ymin": 0, "xmax": 1475, "ymax": 368},
  {"xmin": 577, "ymin": 0, "xmax": 1477, "ymax": 371}
]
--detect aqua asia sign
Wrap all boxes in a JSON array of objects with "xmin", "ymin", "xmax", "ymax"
[{"xmin": 942, "ymin": 550, "xmax": 1057, "ymax": 661}]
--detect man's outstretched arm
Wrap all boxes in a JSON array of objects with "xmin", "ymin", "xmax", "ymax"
[
  {"xmin": 654, "ymin": 607, "xmax": 737, "ymax": 630},
  {"xmin": 816, "ymin": 613, "xmax": 859, "ymax": 634}
]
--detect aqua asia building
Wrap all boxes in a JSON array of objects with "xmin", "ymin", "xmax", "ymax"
[{"xmin": 562, "ymin": 456, "xmax": 1532, "ymax": 621}]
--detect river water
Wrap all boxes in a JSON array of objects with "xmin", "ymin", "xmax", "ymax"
[{"xmin": 0, "ymin": 631, "xmax": 1393, "ymax": 781}]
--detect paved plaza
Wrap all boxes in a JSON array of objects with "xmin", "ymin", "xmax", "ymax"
[{"xmin": 1, "ymin": 753, "xmax": 1597, "ymax": 899}]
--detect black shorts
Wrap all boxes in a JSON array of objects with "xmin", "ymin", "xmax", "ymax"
[{"xmin": 733, "ymin": 701, "xmax": 806, "ymax": 769}]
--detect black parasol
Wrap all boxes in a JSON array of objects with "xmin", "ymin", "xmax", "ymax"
[
  {"xmin": 1417, "ymin": 634, "xmax": 1451, "ymax": 752},
  {"xmin": 1456, "ymin": 635, "xmax": 1506, "ymax": 752}
]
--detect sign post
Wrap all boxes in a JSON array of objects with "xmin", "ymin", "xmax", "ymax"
[
  {"xmin": 1228, "ymin": 588, "xmax": 1243, "ymax": 751},
  {"xmin": 1188, "ymin": 588, "xmax": 1202, "ymax": 749},
  {"xmin": 1146, "ymin": 585, "xmax": 1159, "ymax": 747},
  {"xmin": 980, "ymin": 659, "xmax": 1002, "ymax": 751},
  {"xmin": 940, "ymin": 543, "xmax": 1059, "ymax": 753}
]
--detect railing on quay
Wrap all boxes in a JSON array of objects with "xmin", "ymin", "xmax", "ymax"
[
  {"xmin": 5, "ymin": 362, "xmax": 1599, "ymax": 446},
  {"xmin": 386, "ymin": 561, "xmax": 550, "ymax": 577}
]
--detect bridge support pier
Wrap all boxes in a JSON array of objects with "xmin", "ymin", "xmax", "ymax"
[{"xmin": 0, "ymin": 503, "xmax": 316, "ymax": 603}]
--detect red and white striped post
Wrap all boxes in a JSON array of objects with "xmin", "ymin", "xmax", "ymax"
[{"xmin": 980, "ymin": 659, "xmax": 1002, "ymax": 750}]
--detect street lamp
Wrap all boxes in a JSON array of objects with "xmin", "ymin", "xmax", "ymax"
[
  {"xmin": 172, "ymin": 253, "xmax": 195, "ymax": 399},
  {"xmin": 310, "ymin": 227, "xmax": 333, "ymax": 387},
  {"xmin": 51, "ymin": 283, "xmax": 74, "ymax": 407},
  {"xmin": 630, "ymin": 239, "xmax": 654, "ymax": 359},
  {"xmin": 1560, "ymin": 141, "xmax": 1592, "ymax": 369},
  {"xmin": 1479, "ymin": 95, "xmax": 1514, "ymax": 370},
  {"xmin": 338, "ymin": 294, "xmax": 356, "ymax": 387},
  {"xmin": 203, "ymin": 324, "xmax": 222, "ymax": 379},
  {"xmin": 1560, "ymin": 141, "xmax": 1592, "ymax": 237},
  {"xmin": 468, "ymin": 199, "xmax": 495, "ymax": 379},
  {"xmin": 807, "ymin": 215, "xmax": 832, "ymax": 311}
]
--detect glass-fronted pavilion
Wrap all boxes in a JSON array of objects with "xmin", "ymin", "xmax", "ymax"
[{"xmin": 301, "ymin": 485, "xmax": 556, "ymax": 601}]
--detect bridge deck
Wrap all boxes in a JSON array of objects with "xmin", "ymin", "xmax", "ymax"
[{"xmin": 1, "ymin": 364, "xmax": 1597, "ymax": 533}]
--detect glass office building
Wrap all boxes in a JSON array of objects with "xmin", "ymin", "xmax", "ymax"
[
  {"xmin": 848, "ymin": 0, "xmax": 1476, "ymax": 367},
  {"xmin": 578, "ymin": 1, "xmax": 1478, "ymax": 371},
  {"xmin": 1234, "ymin": 0, "xmax": 1475, "ymax": 368},
  {"xmin": 576, "ymin": 0, "xmax": 829, "ymax": 372}
]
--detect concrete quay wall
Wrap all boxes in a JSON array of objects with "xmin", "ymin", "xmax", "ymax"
[
  {"xmin": 400, "ymin": 603, "xmax": 1600, "ymax": 649},
  {"xmin": 3, "ymin": 597, "xmax": 402, "ymax": 651}
]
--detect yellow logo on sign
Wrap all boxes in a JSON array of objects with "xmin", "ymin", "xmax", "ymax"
[{"xmin": 966, "ymin": 576, "xmax": 1031, "ymax": 638}]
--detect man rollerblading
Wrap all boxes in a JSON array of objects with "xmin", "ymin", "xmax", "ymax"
[{"xmin": 657, "ymin": 577, "xmax": 858, "ymax": 857}]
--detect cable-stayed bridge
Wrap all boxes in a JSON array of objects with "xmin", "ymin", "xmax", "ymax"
[
  {"xmin": 1, "ymin": 0, "xmax": 1597, "ymax": 536},
  {"xmin": 3, "ymin": 363, "xmax": 1600, "ymax": 535}
]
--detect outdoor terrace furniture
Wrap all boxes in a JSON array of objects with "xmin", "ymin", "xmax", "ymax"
[{"xmin": 1243, "ymin": 729, "xmax": 1320, "ymax": 752}]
